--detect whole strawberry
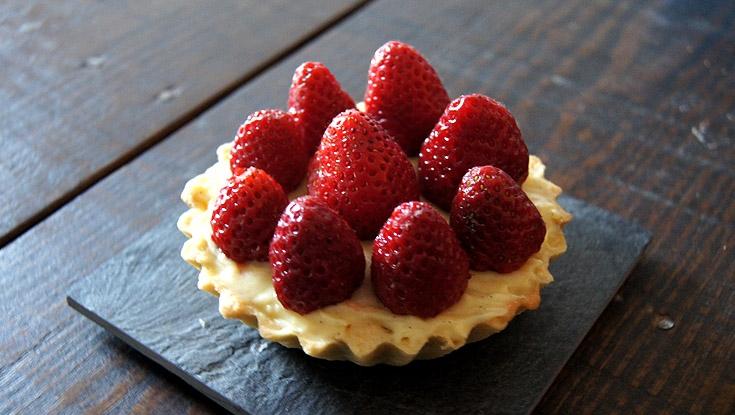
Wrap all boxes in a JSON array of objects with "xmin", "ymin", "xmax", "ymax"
[
  {"xmin": 211, "ymin": 168, "xmax": 288, "ymax": 262},
  {"xmin": 288, "ymin": 62, "xmax": 355, "ymax": 154},
  {"xmin": 450, "ymin": 166, "xmax": 545, "ymax": 273},
  {"xmin": 371, "ymin": 201, "xmax": 469, "ymax": 318},
  {"xmin": 419, "ymin": 94, "xmax": 529, "ymax": 210},
  {"xmin": 230, "ymin": 109, "xmax": 308, "ymax": 192},
  {"xmin": 270, "ymin": 196, "xmax": 365, "ymax": 314},
  {"xmin": 308, "ymin": 109, "xmax": 419, "ymax": 239},
  {"xmin": 364, "ymin": 41, "xmax": 450, "ymax": 156}
]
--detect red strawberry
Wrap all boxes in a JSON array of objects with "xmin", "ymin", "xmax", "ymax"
[
  {"xmin": 230, "ymin": 109, "xmax": 308, "ymax": 192},
  {"xmin": 364, "ymin": 41, "xmax": 450, "ymax": 156},
  {"xmin": 419, "ymin": 94, "xmax": 529, "ymax": 210},
  {"xmin": 308, "ymin": 109, "xmax": 419, "ymax": 239},
  {"xmin": 288, "ymin": 62, "xmax": 355, "ymax": 154},
  {"xmin": 372, "ymin": 201, "xmax": 469, "ymax": 318},
  {"xmin": 450, "ymin": 166, "xmax": 545, "ymax": 273},
  {"xmin": 211, "ymin": 168, "xmax": 288, "ymax": 262},
  {"xmin": 270, "ymin": 196, "xmax": 365, "ymax": 314}
]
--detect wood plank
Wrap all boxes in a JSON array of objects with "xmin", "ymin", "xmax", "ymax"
[
  {"xmin": 65, "ymin": 197, "xmax": 650, "ymax": 415},
  {"xmin": 1, "ymin": 0, "xmax": 733, "ymax": 413},
  {"xmin": 0, "ymin": 0, "xmax": 365, "ymax": 245}
]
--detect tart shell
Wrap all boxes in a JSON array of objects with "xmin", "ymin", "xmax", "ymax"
[{"xmin": 177, "ymin": 143, "xmax": 572, "ymax": 366}]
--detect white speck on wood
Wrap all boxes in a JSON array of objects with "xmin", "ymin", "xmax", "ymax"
[
  {"xmin": 691, "ymin": 121, "xmax": 717, "ymax": 150},
  {"xmin": 550, "ymin": 74, "xmax": 572, "ymax": 87},
  {"xmin": 198, "ymin": 318, "xmax": 207, "ymax": 328},
  {"xmin": 157, "ymin": 86, "xmax": 182, "ymax": 102},
  {"xmin": 19, "ymin": 21, "xmax": 43, "ymax": 33},
  {"xmin": 656, "ymin": 315, "xmax": 675, "ymax": 330},
  {"xmin": 83, "ymin": 55, "xmax": 106, "ymax": 68}
]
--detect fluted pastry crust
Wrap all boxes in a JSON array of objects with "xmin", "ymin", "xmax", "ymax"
[{"xmin": 177, "ymin": 143, "xmax": 571, "ymax": 366}]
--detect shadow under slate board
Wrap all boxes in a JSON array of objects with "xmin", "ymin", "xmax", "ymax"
[{"xmin": 67, "ymin": 196, "xmax": 650, "ymax": 415}]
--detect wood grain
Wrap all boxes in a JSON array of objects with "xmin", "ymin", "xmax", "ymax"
[
  {"xmin": 0, "ymin": 0, "xmax": 733, "ymax": 413},
  {"xmin": 0, "ymin": 0, "xmax": 365, "ymax": 246}
]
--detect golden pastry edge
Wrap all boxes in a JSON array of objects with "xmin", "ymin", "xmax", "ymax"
[{"xmin": 177, "ymin": 143, "xmax": 572, "ymax": 366}]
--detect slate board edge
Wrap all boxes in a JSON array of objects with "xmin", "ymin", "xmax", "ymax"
[
  {"xmin": 66, "ymin": 296, "xmax": 247, "ymax": 415},
  {"xmin": 526, "ymin": 230, "xmax": 650, "ymax": 414},
  {"xmin": 524, "ymin": 196, "xmax": 653, "ymax": 413},
  {"xmin": 65, "ymin": 197, "xmax": 653, "ymax": 415}
]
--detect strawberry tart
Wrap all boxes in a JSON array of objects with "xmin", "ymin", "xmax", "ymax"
[{"xmin": 177, "ymin": 41, "xmax": 572, "ymax": 366}]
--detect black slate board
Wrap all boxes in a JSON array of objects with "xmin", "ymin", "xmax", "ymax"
[{"xmin": 67, "ymin": 196, "xmax": 650, "ymax": 415}]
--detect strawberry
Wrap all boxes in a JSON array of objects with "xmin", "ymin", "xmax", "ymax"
[
  {"xmin": 211, "ymin": 168, "xmax": 289, "ymax": 262},
  {"xmin": 450, "ymin": 166, "xmax": 545, "ymax": 273},
  {"xmin": 419, "ymin": 94, "xmax": 529, "ymax": 210},
  {"xmin": 230, "ymin": 109, "xmax": 308, "ymax": 192},
  {"xmin": 288, "ymin": 62, "xmax": 355, "ymax": 154},
  {"xmin": 371, "ymin": 201, "xmax": 469, "ymax": 318},
  {"xmin": 270, "ymin": 196, "xmax": 365, "ymax": 314},
  {"xmin": 364, "ymin": 41, "xmax": 450, "ymax": 156},
  {"xmin": 307, "ymin": 109, "xmax": 419, "ymax": 239}
]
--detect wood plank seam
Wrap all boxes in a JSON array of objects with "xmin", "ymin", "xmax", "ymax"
[{"xmin": 0, "ymin": 0, "xmax": 371, "ymax": 250}]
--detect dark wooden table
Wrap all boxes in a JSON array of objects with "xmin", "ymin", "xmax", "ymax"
[{"xmin": 1, "ymin": 0, "xmax": 732, "ymax": 413}]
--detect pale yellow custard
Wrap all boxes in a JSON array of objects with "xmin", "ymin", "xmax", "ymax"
[{"xmin": 177, "ymin": 140, "xmax": 571, "ymax": 366}]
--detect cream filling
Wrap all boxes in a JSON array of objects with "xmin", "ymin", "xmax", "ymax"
[{"xmin": 177, "ymin": 143, "xmax": 571, "ymax": 365}]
